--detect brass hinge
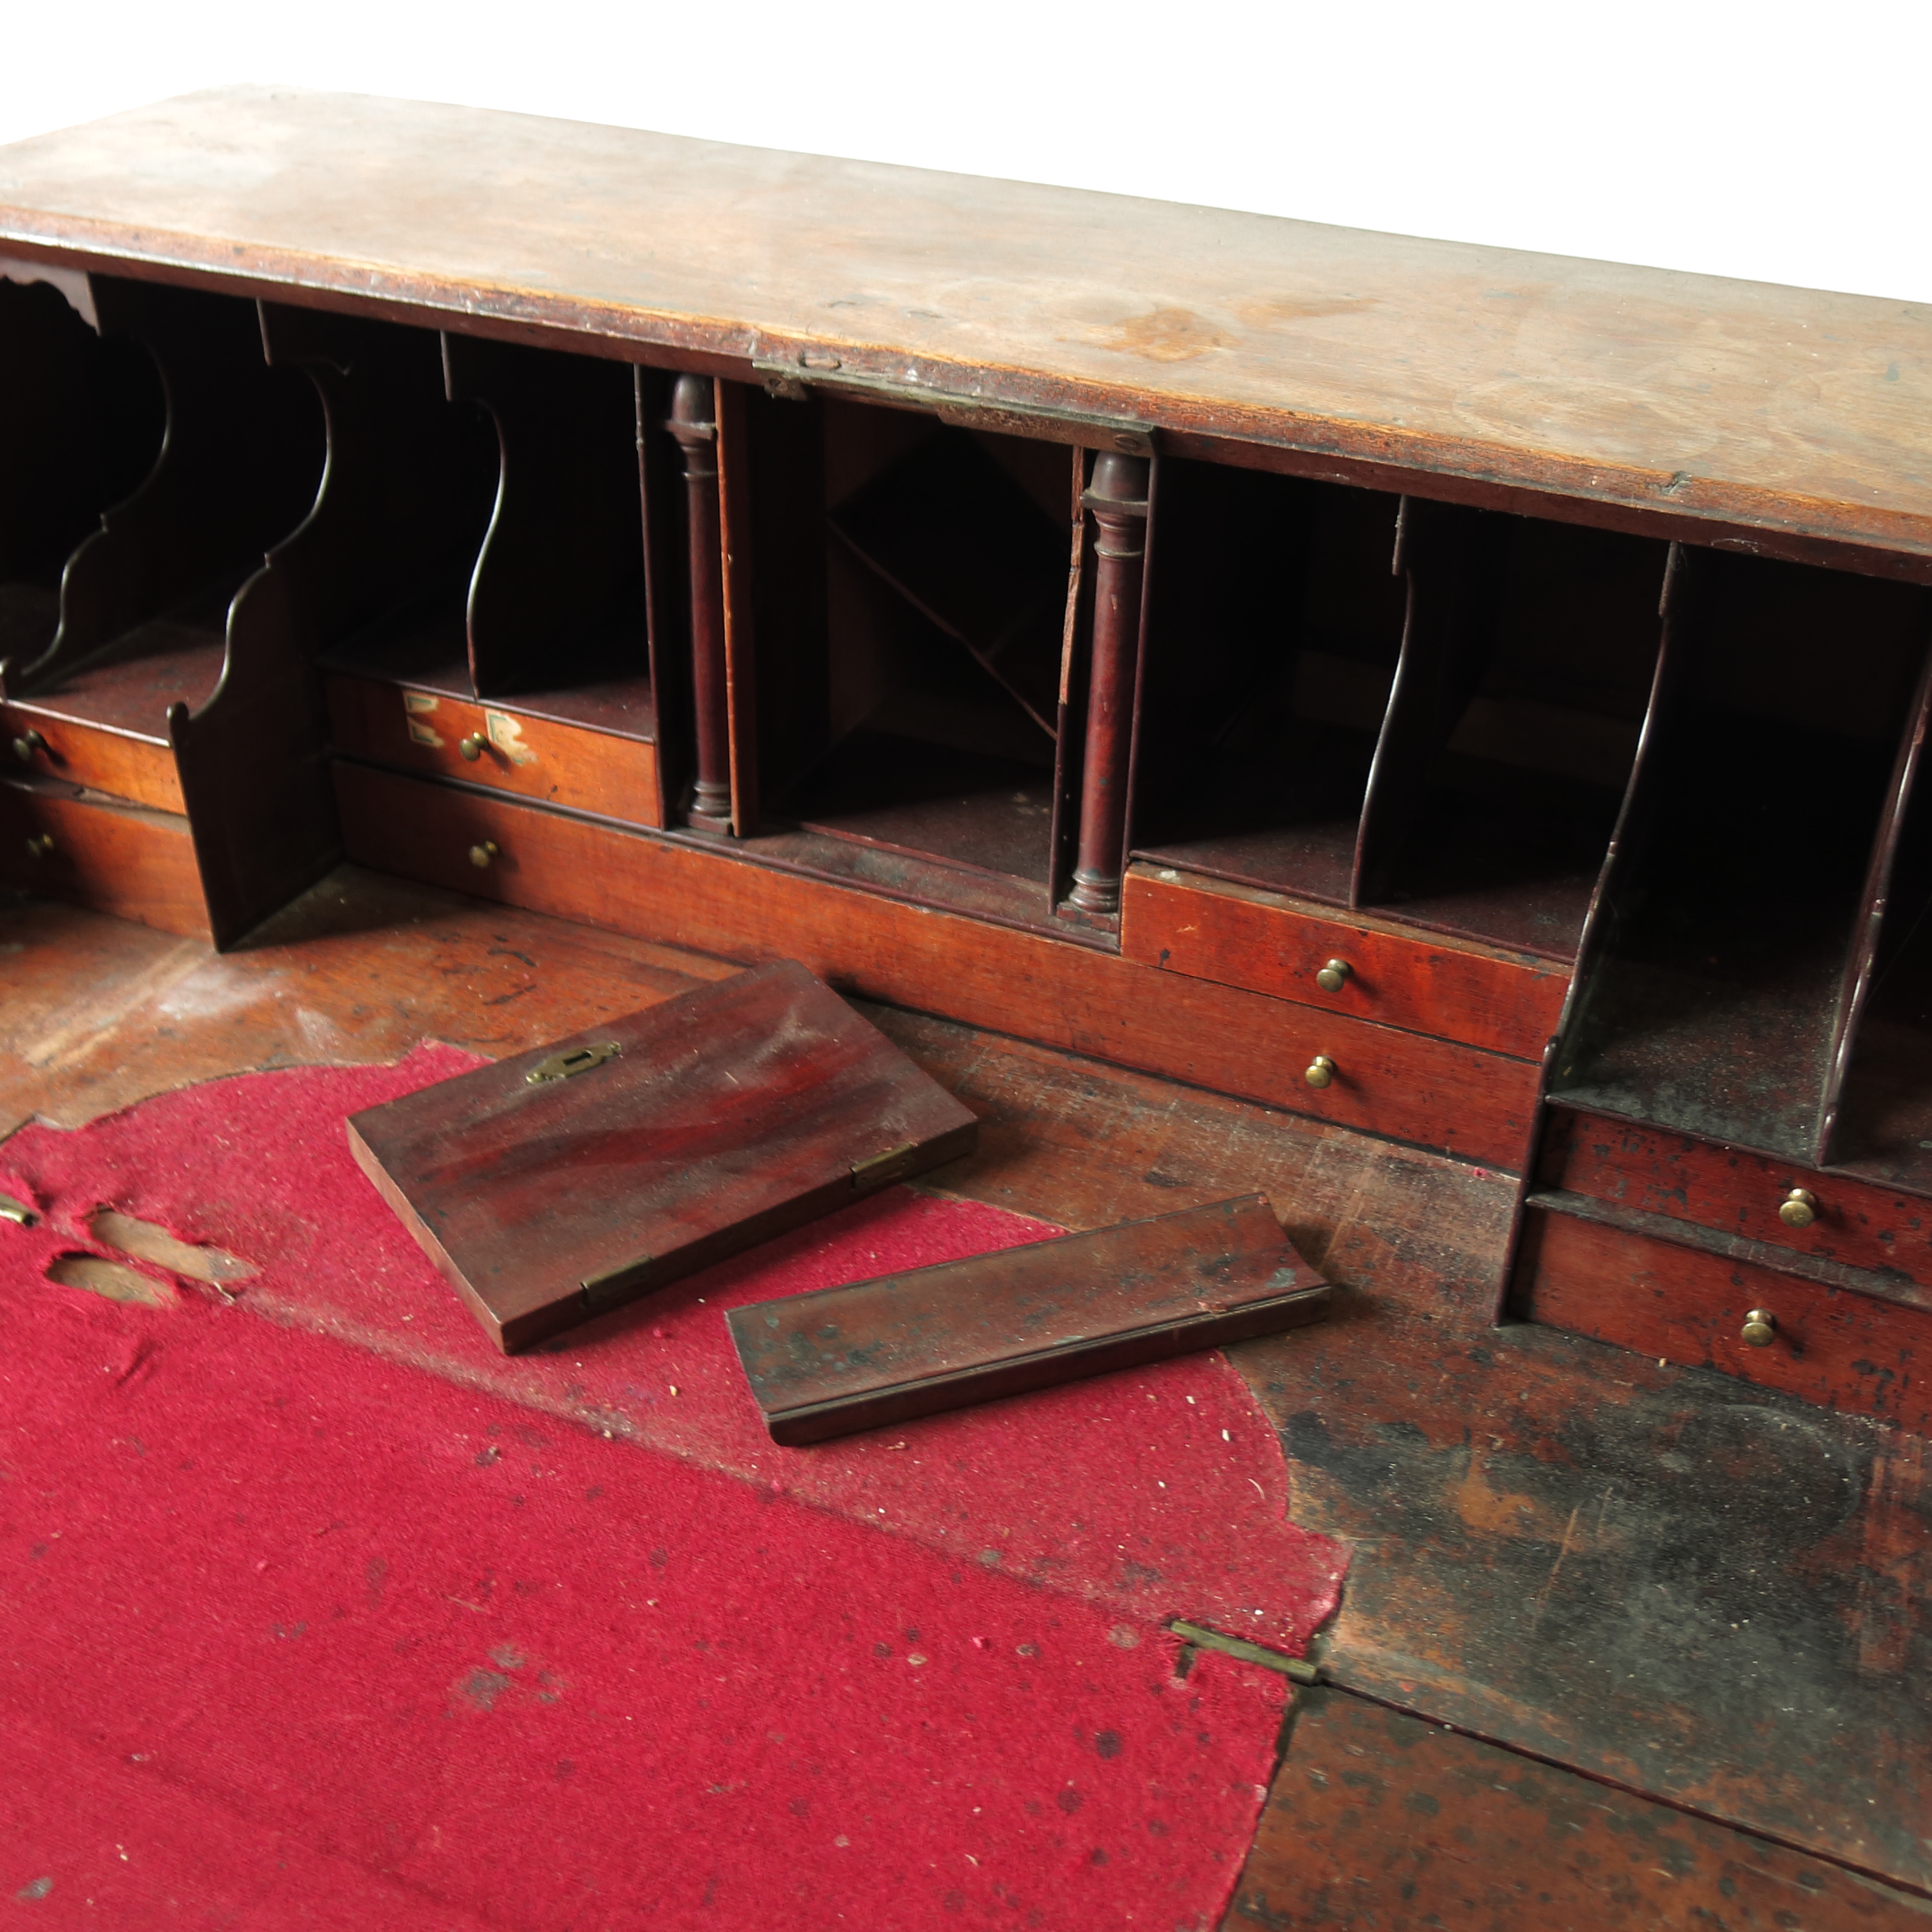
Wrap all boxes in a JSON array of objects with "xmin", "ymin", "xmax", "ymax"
[
  {"xmin": 851, "ymin": 1142, "xmax": 918, "ymax": 1190},
  {"xmin": 526, "ymin": 1041, "xmax": 622, "ymax": 1085},
  {"xmin": 0, "ymin": 1191, "xmax": 36, "ymax": 1227},
  {"xmin": 1168, "ymin": 1619, "xmax": 1323, "ymax": 1685},
  {"xmin": 581, "ymin": 1253, "xmax": 652, "ymax": 1310}
]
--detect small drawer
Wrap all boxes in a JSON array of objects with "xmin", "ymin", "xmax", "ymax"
[
  {"xmin": 0, "ymin": 772, "xmax": 210, "ymax": 940},
  {"xmin": 325, "ymin": 673, "xmax": 663, "ymax": 828},
  {"xmin": 1514, "ymin": 1201, "xmax": 1932, "ymax": 1432},
  {"xmin": 2, "ymin": 703, "xmax": 182, "ymax": 814},
  {"xmin": 1122, "ymin": 863, "xmax": 1568, "ymax": 1060},
  {"xmin": 1541, "ymin": 1106, "xmax": 1932, "ymax": 1293}
]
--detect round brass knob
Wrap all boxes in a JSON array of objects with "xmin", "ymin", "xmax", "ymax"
[
  {"xmin": 12, "ymin": 730, "xmax": 45, "ymax": 764},
  {"xmin": 1778, "ymin": 1187, "xmax": 1816, "ymax": 1229},
  {"xmin": 1315, "ymin": 959, "xmax": 1351, "ymax": 994},
  {"xmin": 468, "ymin": 840, "xmax": 500, "ymax": 869},
  {"xmin": 1304, "ymin": 1054, "xmax": 1335, "ymax": 1089},
  {"xmin": 23, "ymin": 832, "xmax": 55, "ymax": 860},
  {"xmin": 458, "ymin": 733, "xmax": 486, "ymax": 762},
  {"xmin": 1741, "ymin": 1308, "xmax": 1778, "ymax": 1348}
]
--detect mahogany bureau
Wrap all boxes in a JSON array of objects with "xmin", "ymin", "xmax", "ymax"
[{"xmin": 1, "ymin": 87, "xmax": 1929, "ymax": 1430}]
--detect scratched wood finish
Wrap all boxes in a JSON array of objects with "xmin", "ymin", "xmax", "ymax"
[
  {"xmin": 2, "ymin": 697, "xmax": 184, "ymax": 812},
  {"xmin": 1513, "ymin": 1201, "xmax": 1932, "ymax": 1433},
  {"xmin": 1, "ymin": 90, "xmax": 1929, "ymax": 576},
  {"xmin": 729, "ymin": 1193, "xmax": 1328, "ymax": 1444},
  {"xmin": 346, "ymin": 960, "xmax": 978, "ymax": 1351},
  {"xmin": 324, "ymin": 673, "xmax": 662, "ymax": 827},
  {"xmin": 0, "ymin": 774, "xmax": 209, "ymax": 939},
  {"xmin": 1542, "ymin": 1105, "xmax": 1932, "ymax": 1291},
  {"xmin": 1122, "ymin": 862, "xmax": 1569, "ymax": 1060},
  {"xmin": 329, "ymin": 763, "xmax": 1545, "ymax": 1169},
  {"xmin": 1228, "ymin": 1687, "xmax": 1929, "ymax": 1931}
]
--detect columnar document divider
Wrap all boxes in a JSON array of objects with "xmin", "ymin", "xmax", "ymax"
[{"xmin": 2, "ymin": 88, "xmax": 1931, "ymax": 1425}]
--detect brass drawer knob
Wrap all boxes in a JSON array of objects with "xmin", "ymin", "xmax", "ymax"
[
  {"xmin": 1778, "ymin": 1187, "xmax": 1817, "ymax": 1229},
  {"xmin": 1304, "ymin": 1054, "xmax": 1336, "ymax": 1089},
  {"xmin": 458, "ymin": 732, "xmax": 486, "ymax": 762},
  {"xmin": 1741, "ymin": 1308, "xmax": 1778, "ymax": 1348},
  {"xmin": 12, "ymin": 730, "xmax": 46, "ymax": 764},
  {"xmin": 468, "ymin": 839, "xmax": 500, "ymax": 869},
  {"xmin": 23, "ymin": 832, "xmax": 55, "ymax": 859},
  {"xmin": 1315, "ymin": 958, "xmax": 1351, "ymax": 993}
]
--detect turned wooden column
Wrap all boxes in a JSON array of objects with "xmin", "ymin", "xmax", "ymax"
[
  {"xmin": 1067, "ymin": 451, "xmax": 1151, "ymax": 914},
  {"xmin": 667, "ymin": 374, "xmax": 733, "ymax": 834}
]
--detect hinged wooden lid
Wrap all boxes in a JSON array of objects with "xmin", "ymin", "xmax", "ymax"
[
  {"xmin": 346, "ymin": 960, "xmax": 978, "ymax": 1352},
  {"xmin": 728, "ymin": 1193, "xmax": 1329, "ymax": 1443}
]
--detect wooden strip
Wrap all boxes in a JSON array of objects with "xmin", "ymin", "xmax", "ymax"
[
  {"xmin": 728, "ymin": 1192, "xmax": 1328, "ymax": 1444},
  {"xmin": 714, "ymin": 377, "xmax": 760, "ymax": 838},
  {"xmin": 331, "ymin": 762, "xmax": 1543, "ymax": 1169}
]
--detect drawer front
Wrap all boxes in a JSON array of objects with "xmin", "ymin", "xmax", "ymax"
[
  {"xmin": 337, "ymin": 766, "xmax": 1541, "ymax": 1170},
  {"xmin": 1122, "ymin": 863, "xmax": 1568, "ymax": 1060},
  {"xmin": 0, "ymin": 775, "xmax": 210, "ymax": 941},
  {"xmin": 3, "ymin": 702, "xmax": 182, "ymax": 814},
  {"xmin": 1542, "ymin": 1107, "xmax": 1932, "ymax": 1291},
  {"xmin": 325, "ymin": 674, "xmax": 663, "ymax": 828},
  {"xmin": 1514, "ymin": 1204, "xmax": 1932, "ymax": 1432}
]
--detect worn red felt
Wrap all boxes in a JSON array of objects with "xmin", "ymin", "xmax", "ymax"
[{"xmin": 0, "ymin": 1050, "xmax": 1345, "ymax": 1929}]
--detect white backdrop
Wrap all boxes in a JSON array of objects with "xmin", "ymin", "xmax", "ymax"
[{"xmin": 1, "ymin": 0, "xmax": 1924, "ymax": 303}]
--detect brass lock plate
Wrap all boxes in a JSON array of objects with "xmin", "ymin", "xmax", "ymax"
[{"xmin": 526, "ymin": 1041, "xmax": 622, "ymax": 1086}]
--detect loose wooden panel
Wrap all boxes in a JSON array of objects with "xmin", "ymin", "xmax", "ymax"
[
  {"xmin": 1543, "ymin": 1105, "xmax": 1932, "ymax": 1291},
  {"xmin": 324, "ymin": 673, "xmax": 661, "ymax": 827},
  {"xmin": 1229, "ymin": 1686, "xmax": 1928, "ymax": 1931},
  {"xmin": 730, "ymin": 1193, "xmax": 1328, "ymax": 1444},
  {"xmin": 1124, "ymin": 861, "xmax": 1568, "ymax": 1059},
  {"xmin": 0, "ymin": 773, "xmax": 209, "ymax": 940},
  {"xmin": 331, "ymin": 764, "xmax": 1543, "ymax": 1169},
  {"xmin": 3, "ymin": 90, "xmax": 1931, "ymax": 573},
  {"xmin": 1514, "ymin": 1202, "xmax": 1932, "ymax": 1432},
  {"xmin": 347, "ymin": 960, "xmax": 978, "ymax": 1351},
  {"xmin": 2, "ymin": 699, "xmax": 182, "ymax": 813}
]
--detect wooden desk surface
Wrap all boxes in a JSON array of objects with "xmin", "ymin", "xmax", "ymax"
[{"xmin": 1, "ymin": 87, "xmax": 1928, "ymax": 568}]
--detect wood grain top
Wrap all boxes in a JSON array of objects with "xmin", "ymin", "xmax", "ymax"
[{"xmin": 1, "ymin": 87, "xmax": 1928, "ymax": 564}]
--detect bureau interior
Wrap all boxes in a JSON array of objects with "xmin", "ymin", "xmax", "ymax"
[
  {"xmin": 0, "ymin": 273, "xmax": 163, "ymax": 672},
  {"xmin": 1130, "ymin": 467, "xmax": 1668, "ymax": 961},
  {"xmin": 1553, "ymin": 548, "xmax": 1932, "ymax": 1163},
  {"xmin": 319, "ymin": 325, "xmax": 653, "ymax": 732},
  {"xmin": 744, "ymin": 390, "xmax": 1073, "ymax": 891},
  {"xmin": 0, "ymin": 278, "xmax": 319, "ymax": 735}
]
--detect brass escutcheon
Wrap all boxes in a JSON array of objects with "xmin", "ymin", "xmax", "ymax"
[
  {"xmin": 458, "ymin": 732, "xmax": 486, "ymax": 761},
  {"xmin": 1742, "ymin": 1308, "xmax": 1778, "ymax": 1348},
  {"xmin": 1304, "ymin": 1054, "xmax": 1335, "ymax": 1089},
  {"xmin": 526, "ymin": 1040, "xmax": 622, "ymax": 1085},
  {"xmin": 1778, "ymin": 1187, "xmax": 1816, "ymax": 1229},
  {"xmin": 468, "ymin": 840, "xmax": 499, "ymax": 868},
  {"xmin": 1315, "ymin": 959, "xmax": 1351, "ymax": 994}
]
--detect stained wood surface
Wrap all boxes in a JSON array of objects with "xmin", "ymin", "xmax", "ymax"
[
  {"xmin": 1515, "ymin": 1199, "xmax": 1932, "ymax": 1432},
  {"xmin": 331, "ymin": 761, "xmax": 1545, "ymax": 1169},
  {"xmin": 1, "ymin": 90, "xmax": 1929, "ymax": 573},
  {"xmin": 1543, "ymin": 1105, "xmax": 1932, "ymax": 1289},
  {"xmin": 347, "ymin": 960, "xmax": 978, "ymax": 1350},
  {"xmin": 4, "ymin": 876, "xmax": 1930, "ymax": 1893},
  {"xmin": 325, "ymin": 674, "xmax": 663, "ymax": 827},
  {"xmin": 1124, "ymin": 861, "xmax": 1569, "ymax": 1060},
  {"xmin": 1229, "ymin": 1687, "xmax": 1929, "ymax": 1930},
  {"xmin": 729, "ymin": 1193, "xmax": 1328, "ymax": 1444}
]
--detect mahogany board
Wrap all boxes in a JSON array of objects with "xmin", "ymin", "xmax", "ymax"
[
  {"xmin": 728, "ymin": 1193, "xmax": 1329, "ymax": 1444},
  {"xmin": 344, "ymin": 959, "xmax": 978, "ymax": 1351},
  {"xmin": 0, "ymin": 90, "xmax": 1929, "ymax": 572}
]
